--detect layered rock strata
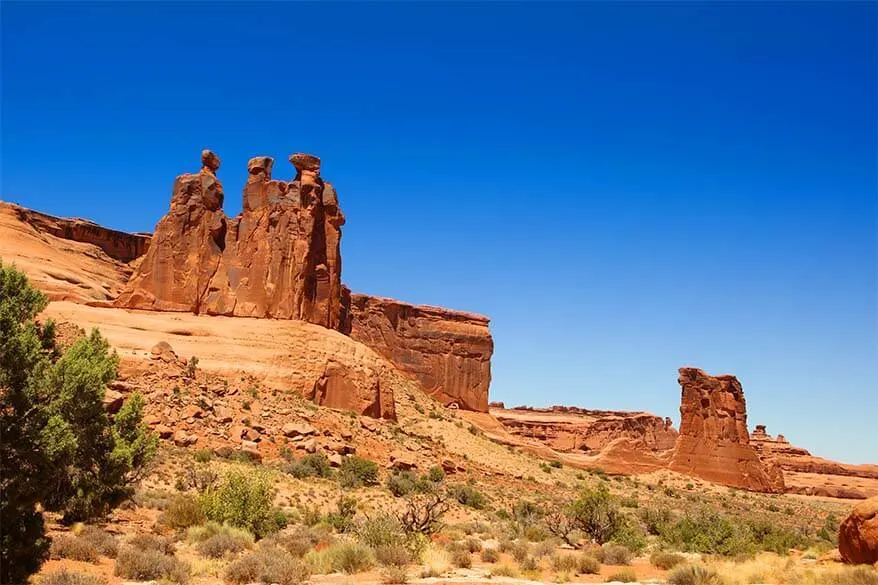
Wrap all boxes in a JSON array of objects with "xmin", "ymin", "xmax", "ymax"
[
  {"xmin": 345, "ymin": 294, "xmax": 493, "ymax": 412},
  {"xmin": 669, "ymin": 367, "xmax": 783, "ymax": 492},
  {"xmin": 490, "ymin": 405, "xmax": 677, "ymax": 453}
]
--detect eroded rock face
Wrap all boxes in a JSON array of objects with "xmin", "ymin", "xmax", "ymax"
[
  {"xmin": 669, "ymin": 367, "xmax": 783, "ymax": 493},
  {"xmin": 115, "ymin": 151, "xmax": 345, "ymax": 328},
  {"xmin": 309, "ymin": 359, "xmax": 395, "ymax": 420},
  {"xmin": 839, "ymin": 496, "xmax": 878, "ymax": 565},
  {"xmin": 492, "ymin": 405, "xmax": 677, "ymax": 454},
  {"xmin": 345, "ymin": 293, "xmax": 493, "ymax": 412},
  {"xmin": 751, "ymin": 425, "xmax": 878, "ymax": 499}
]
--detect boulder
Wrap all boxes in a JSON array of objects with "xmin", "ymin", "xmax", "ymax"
[
  {"xmin": 151, "ymin": 341, "xmax": 177, "ymax": 362},
  {"xmin": 669, "ymin": 367, "xmax": 783, "ymax": 493},
  {"xmin": 103, "ymin": 389, "xmax": 125, "ymax": 413},
  {"xmin": 310, "ymin": 359, "xmax": 395, "ymax": 420},
  {"xmin": 839, "ymin": 496, "xmax": 878, "ymax": 565},
  {"xmin": 282, "ymin": 421, "xmax": 316, "ymax": 438}
]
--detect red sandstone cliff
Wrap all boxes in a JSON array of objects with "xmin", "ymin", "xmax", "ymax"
[
  {"xmin": 115, "ymin": 151, "xmax": 346, "ymax": 328},
  {"xmin": 346, "ymin": 294, "xmax": 493, "ymax": 412},
  {"xmin": 751, "ymin": 425, "xmax": 878, "ymax": 499},
  {"xmin": 669, "ymin": 367, "xmax": 783, "ymax": 493},
  {"xmin": 491, "ymin": 405, "xmax": 677, "ymax": 454}
]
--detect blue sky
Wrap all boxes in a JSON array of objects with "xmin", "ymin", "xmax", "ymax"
[{"xmin": 2, "ymin": 2, "xmax": 875, "ymax": 463}]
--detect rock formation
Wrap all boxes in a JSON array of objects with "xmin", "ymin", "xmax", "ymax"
[
  {"xmin": 751, "ymin": 425, "xmax": 878, "ymax": 499},
  {"xmin": 115, "ymin": 150, "xmax": 346, "ymax": 328},
  {"xmin": 839, "ymin": 496, "xmax": 878, "ymax": 565},
  {"xmin": 669, "ymin": 367, "xmax": 783, "ymax": 492},
  {"xmin": 345, "ymin": 294, "xmax": 493, "ymax": 412},
  {"xmin": 491, "ymin": 405, "xmax": 677, "ymax": 454}
]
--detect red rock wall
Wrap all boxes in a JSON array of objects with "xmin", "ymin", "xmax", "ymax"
[
  {"xmin": 345, "ymin": 293, "xmax": 493, "ymax": 412},
  {"xmin": 115, "ymin": 152, "xmax": 345, "ymax": 329},
  {"xmin": 669, "ymin": 367, "xmax": 783, "ymax": 492},
  {"xmin": 491, "ymin": 406, "xmax": 678, "ymax": 454},
  {"xmin": 9, "ymin": 203, "xmax": 150, "ymax": 263}
]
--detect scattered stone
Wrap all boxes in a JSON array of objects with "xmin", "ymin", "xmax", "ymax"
[
  {"xmin": 150, "ymin": 341, "xmax": 177, "ymax": 362},
  {"xmin": 103, "ymin": 390, "xmax": 125, "ymax": 413},
  {"xmin": 182, "ymin": 405, "xmax": 203, "ymax": 419},
  {"xmin": 282, "ymin": 421, "xmax": 316, "ymax": 438},
  {"xmin": 329, "ymin": 453, "xmax": 343, "ymax": 468}
]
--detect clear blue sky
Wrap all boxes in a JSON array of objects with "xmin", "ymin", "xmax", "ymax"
[{"xmin": 2, "ymin": 2, "xmax": 876, "ymax": 464}]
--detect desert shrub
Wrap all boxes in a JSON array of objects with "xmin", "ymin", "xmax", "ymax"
[
  {"xmin": 491, "ymin": 564, "xmax": 519, "ymax": 577},
  {"xmin": 746, "ymin": 518, "xmax": 810, "ymax": 554},
  {"xmin": 639, "ymin": 505, "xmax": 673, "ymax": 535},
  {"xmin": 265, "ymin": 525, "xmax": 332, "ymax": 558},
  {"xmin": 357, "ymin": 515, "xmax": 404, "ymax": 548},
  {"xmin": 114, "ymin": 547, "xmax": 189, "ymax": 584},
  {"xmin": 126, "ymin": 533, "xmax": 175, "ymax": 555},
  {"xmin": 50, "ymin": 536, "xmax": 98, "ymax": 563},
  {"xmin": 381, "ymin": 566, "xmax": 408, "ymax": 584},
  {"xmin": 396, "ymin": 490, "xmax": 450, "ymax": 535},
  {"xmin": 519, "ymin": 554, "xmax": 540, "ymax": 571},
  {"xmin": 577, "ymin": 554, "xmax": 601, "ymax": 574},
  {"xmin": 198, "ymin": 469, "xmax": 284, "ymax": 538},
  {"xmin": 375, "ymin": 543, "xmax": 410, "ymax": 567},
  {"xmin": 532, "ymin": 539, "xmax": 555, "ymax": 558},
  {"xmin": 197, "ymin": 530, "xmax": 253, "ymax": 558},
  {"xmin": 666, "ymin": 564, "xmax": 725, "ymax": 585},
  {"xmin": 450, "ymin": 548, "xmax": 471, "ymax": 568},
  {"xmin": 610, "ymin": 518, "xmax": 647, "ymax": 553},
  {"xmin": 568, "ymin": 486, "xmax": 622, "ymax": 544},
  {"xmin": 325, "ymin": 496, "xmax": 358, "ymax": 533},
  {"xmin": 480, "ymin": 547, "xmax": 499, "ymax": 563},
  {"xmin": 448, "ymin": 484, "xmax": 487, "ymax": 509},
  {"xmin": 464, "ymin": 537, "xmax": 483, "ymax": 553},
  {"xmin": 605, "ymin": 568, "xmax": 638, "ymax": 582},
  {"xmin": 330, "ymin": 541, "xmax": 375, "ymax": 573},
  {"xmin": 224, "ymin": 544, "xmax": 310, "ymax": 585},
  {"xmin": 524, "ymin": 524, "xmax": 551, "ymax": 542},
  {"xmin": 76, "ymin": 526, "xmax": 118, "ymax": 558},
  {"xmin": 285, "ymin": 453, "xmax": 332, "ymax": 479},
  {"xmin": 38, "ymin": 569, "xmax": 106, "ymax": 585},
  {"xmin": 510, "ymin": 540, "xmax": 531, "ymax": 563},
  {"xmin": 161, "ymin": 494, "xmax": 205, "ymax": 530},
  {"xmin": 194, "ymin": 449, "xmax": 213, "ymax": 463},
  {"xmin": 550, "ymin": 552, "xmax": 579, "ymax": 572},
  {"xmin": 823, "ymin": 567, "xmax": 878, "ymax": 585},
  {"xmin": 660, "ymin": 510, "xmax": 756, "ymax": 557},
  {"xmin": 595, "ymin": 543, "xmax": 632, "ymax": 565},
  {"xmin": 650, "ymin": 550, "xmax": 685, "ymax": 569},
  {"xmin": 339, "ymin": 456, "xmax": 379, "ymax": 488},
  {"xmin": 0, "ymin": 265, "xmax": 156, "ymax": 585},
  {"xmin": 425, "ymin": 466, "xmax": 446, "ymax": 483}
]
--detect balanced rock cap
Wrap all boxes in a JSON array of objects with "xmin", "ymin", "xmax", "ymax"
[
  {"xmin": 247, "ymin": 156, "xmax": 274, "ymax": 179},
  {"xmin": 201, "ymin": 149, "xmax": 221, "ymax": 173},
  {"xmin": 289, "ymin": 153, "xmax": 321, "ymax": 174}
]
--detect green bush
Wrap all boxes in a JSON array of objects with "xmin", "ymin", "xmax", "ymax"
[
  {"xmin": 426, "ymin": 466, "xmax": 446, "ymax": 483},
  {"xmin": 610, "ymin": 518, "xmax": 647, "ymax": 553},
  {"xmin": 1, "ymin": 264, "xmax": 156, "ymax": 585},
  {"xmin": 386, "ymin": 470, "xmax": 434, "ymax": 497},
  {"xmin": 325, "ymin": 496, "xmax": 358, "ymax": 533},
  {"xmin": 330, "ymin": 541, "xmax": 375, "ymax": 573},
  {"xmin": 660, "ymin": 510, "xmax": 763, "ymax": 557},
  {"xmin": 161, "ymin": 494, "xmax": 205, "ymax": 530},
  {"xmin": 666, "ymin": 564, "xmax": 725, "ymax": 585},
  {"xmin": 38, "ymin": 569, "xmax": 106, "ymax": 585},
  {"xmin": 639, "ymin": 505, "xmax": 673, "ymax": 535},
  {"xmin": 448, "ymin": 484, "xmax": 487, "ymax": 509},
  {"xmin": 198, "ymin": 469, "xmax": 284, "ymax": 538},
  {"xmin": 339, "ymin": 456, "xmax": 379, "ymax": 488},
  {"xmin": 650, "ymin": 550, "xmax": 685, "ymax": 569},
  {"xmin": 285, "ymin": 453, "xmax": 332, "ymax": 479},
  {"xmin": 568, "ymin": 486, "xmax": 622, "ymax": 544},
  {"xmin": 114, "ymin": 546, "xmax": 189, "ymax": 584}
]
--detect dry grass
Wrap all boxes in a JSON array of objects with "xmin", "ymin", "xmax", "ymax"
[{"xmin": 38, "ymin": 569, "xmax": 106, "ymax": 585}]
